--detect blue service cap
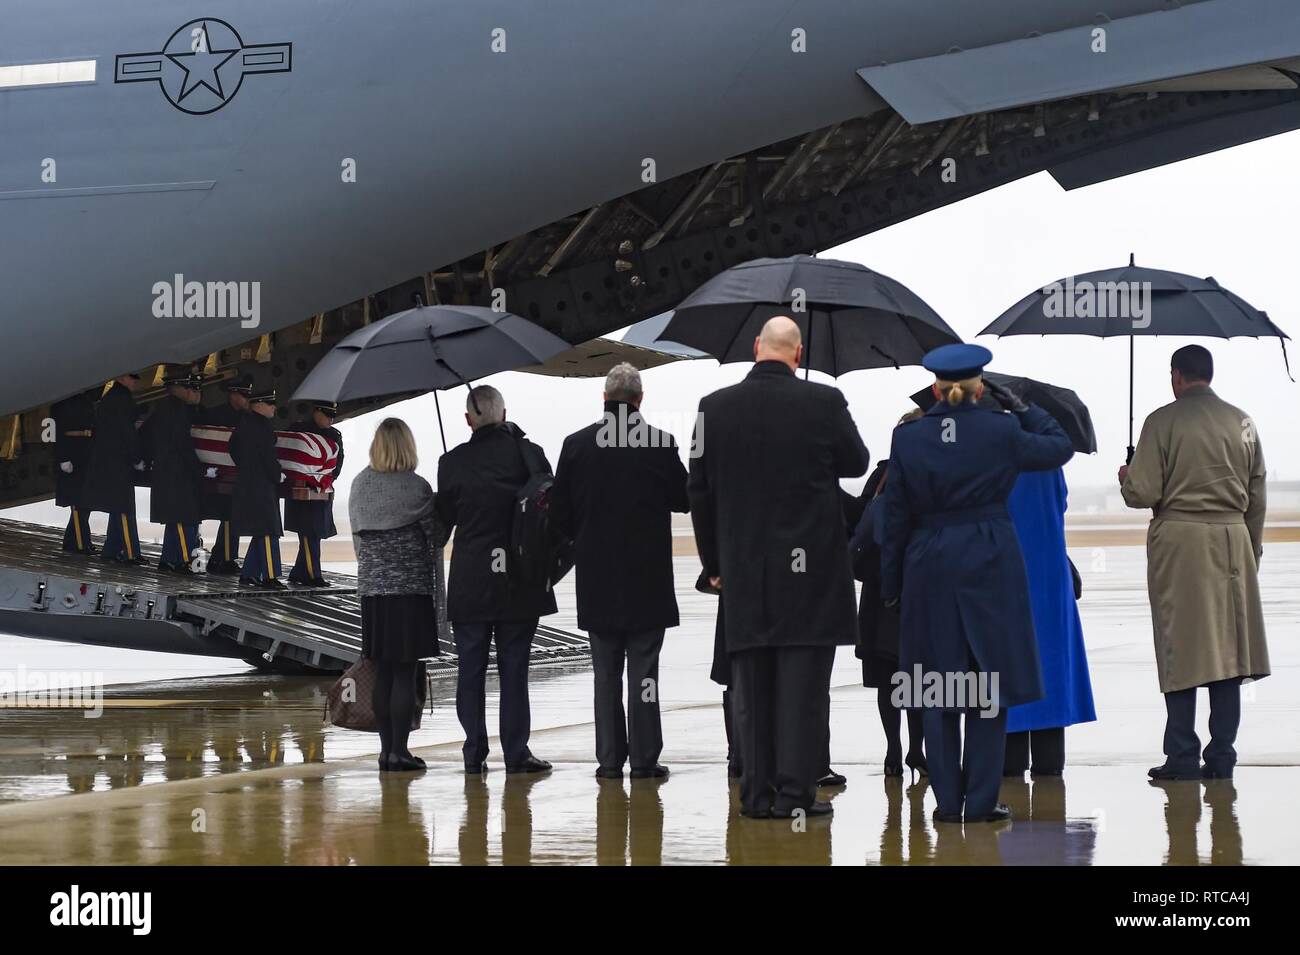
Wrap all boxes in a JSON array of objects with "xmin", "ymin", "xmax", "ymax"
[{"xmin": 921, "ymin": 343, "xmax": 992, "ymax": 380}]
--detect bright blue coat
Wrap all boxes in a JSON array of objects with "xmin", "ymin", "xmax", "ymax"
[
  {"xmin": 1005, "ymin": 468, "xmax": 1097, "ymax": 732},
  {"xmin": 877, "ymin": 402, "xmax": 1073, "ymax": 711}
]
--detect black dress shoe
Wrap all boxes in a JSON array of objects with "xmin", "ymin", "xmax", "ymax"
[
  {"xmin": 595, "ymin": 766, "xmax": 623, "ymax": 780},
  {"xmin": 238, "ymin": 578, "xmax": 259, "ymax": 588},
  {"xmin": 966, "ymin": 803, "xmax": 1012, "ymax": 823},
  {"xmin": 263, "ymin": 579, "xmax": 288, "ymax": 590},
  {"xmin": 381, "ymin": 753, "xmax": 425, "ymax": 773},
  {"xmin": 739, "ymin": 806, "xmax": 773, "ymax": 819},
  {"xmin": 157, "ymin": 561, "xmax": 181, "ymax": 574},
  {"xmin": 776, "ymin": 801, "xmax": 833, "ymax": 818},
  {"xmin": 310, "ymin": 578, "xmax": 331, "ymax": 588},
  {"xmin": 630, "ymin": 764, "xmax": 670, "ymax": 779},
  {"xmin": 1149, "ymin": 763, "xmax": 1201, "ymax": 781},
  {"xmin": 506, "ymin": 756, "xmax": 552, "ymax": 775},
  {"xmin": 931, "ymin": 808, "xmax": 964, "ymax": 824},
  {"xmin": 396, "ymin": 752, "xmax": 426, "ymax": 771},
  {"xmin": 464, "ymin": 762, "xmax": 488, "ymax": 774},
  {"xmin": 817, "ymin": 770, "xmax": 847, "ymax": 788},
  {"xmin": 1202, "ymin": 765, "xmax": 1234, "ymax": 779},
  {"xmin": 131, "ymin": 556, "xmax": 150, "ymax": 566}
]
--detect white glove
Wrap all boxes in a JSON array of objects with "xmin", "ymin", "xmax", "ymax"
[
  {"xmin": 205, "ymin": 467, "xmax": 218, "ymax": 479},
  {"xmin": 59, "ymin": 461, "xmax": 73, "ymax": 474},
  {"xmin": 279, "ymin": 472, "xmax": 286, "ymax": 483},
  {"xmin": 133, "ymin": 461, "xmax": 146, "ymax": 471}
]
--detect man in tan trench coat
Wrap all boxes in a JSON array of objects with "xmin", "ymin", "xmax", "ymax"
[{"xmin": 1119, "ymin": 345, "xmax": 1269, "ymax": 781}]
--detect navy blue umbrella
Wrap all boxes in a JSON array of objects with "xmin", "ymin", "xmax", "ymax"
[
  {"xmin": 660, "ymin": 255, "xmax": 959, "ymax": 379},
  {"xmin": 979, "ymin": 256, "xmax": 1290, "ymax": 459}
]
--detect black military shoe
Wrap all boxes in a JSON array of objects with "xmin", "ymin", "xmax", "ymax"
[
  {"xmin": 595, "ymin": 766, "xmax": 623, "ymax": 780},
  {"xmin": 932, "ymin": 808, "xmax": 964, "ymax": 824},
  {"xmin": 505, "ymin": 756, "xmax": 552, "ymax": 775},
  {"xmin": 772, "ymin": 801, "xmax": 833, "ymax": 818},
  {"xmin": 309, "ymin": 578, "xmax": 331, "ymax": 588},
  {"xmin": 630, "ymin": 764, "xmax": 670, "ymax": 779},
  {"xmin": 263, "ymin": 579, "xmax": 288, "ymax": 590},
  {"xmin": 966, "ymin": 803, "xmax": 1012, "ymax": 823},
  {"xmin": 817, "ymin": 770, "xmax": 847, "ymax": 788},
  {"xmin": 464, "ymin": 762, "xmax": 488, "ymax": 775},
  {"xmin": 157, "ymin": 561, "xmax": 181, "ymax": 574},
  {"xmin": 1201, "ymin": 765, "xmax": 1234, "ymax": 780},
  {"xmin": 1149, "ymin": 763, "xmax": 1201, "ymax": 781}
]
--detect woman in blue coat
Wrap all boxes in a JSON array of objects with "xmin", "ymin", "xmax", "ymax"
[
  {"xmin": 1003, "ymin": 468, "xmax": 1096, "ymax": 776},
  {"xmin": 877, "ymin": 344, "xmax": 1073, "ymax": 823}
]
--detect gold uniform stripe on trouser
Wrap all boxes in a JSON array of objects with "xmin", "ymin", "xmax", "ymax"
[
  {"xmin": 264, "ymin": 537, "xmax": 276, "ymax": 579},
  {"xmin": 223, "ymin": 521, "xmax": 231, "ymax": 561},
  {"xmin": 300, "ymin": 535, "xmax": 315, "ymax": 578},
  {"xmin": 121, "ymin": 514, "xmax": 134, "ymax": 560},
  {"xmin": 72, "ymin": 508, "xmax": 84, "ymax": 551},
  {"xmin": 177, "ymin": 524, "xmax": 190, "ymax": 563}
]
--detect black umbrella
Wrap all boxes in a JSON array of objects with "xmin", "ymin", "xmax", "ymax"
[
  {"xmin": 659, "ymin": 255, "xmax": 960, "ymax": 379},
  {"xmin": 979, "ymin": 255, "xmax": 1290, "ymax": 459},
  {"xmin": 292, "ymin": 304, "xmax": 571, "ymax": 448},
  {"xmin": 910, "ymin": 371, "xmax": 1097, "ymax": 455}
]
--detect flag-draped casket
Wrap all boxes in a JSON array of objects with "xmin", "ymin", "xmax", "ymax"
[{"xmin": 190, "ymin": 426, "xmax": 340, "ymax": 498}]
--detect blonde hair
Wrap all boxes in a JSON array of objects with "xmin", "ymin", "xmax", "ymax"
[
  {"xmin": 935, "ymin": 376, "xmax": 981, "ymax": 407},
  {"xmin": 897, "ymin": 409, "xmax": 924, "ymax": 426},
  {"xmin": 369, "ymin": 417, "xmax": 418, "ymax": 472}
]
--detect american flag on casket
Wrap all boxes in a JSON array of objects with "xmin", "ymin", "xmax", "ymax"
[{"xmin": 190, "ymin": 426, "xmax": 341, "ymax": 492}]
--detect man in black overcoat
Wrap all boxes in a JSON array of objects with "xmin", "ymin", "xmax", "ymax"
[
  {"xmin": 83, "ymin": 373, "xmax": 146, "ymax": 564},
  {"xmin": 51, "ymin": 389, "xmax": 98, "ymax": 554},
  {"xmin": 144, "ymin": 369, "xmax": 208, "ymax": 573},
  {"xmin": 198, "ymin": 376, "xmax": 253, "ymax": 574},
  {"xmin": 688, "ymin": 317, "xmax": 868, "ymax": 819},
  {"xmin": 435, "ymin": 384, "xmax": 556, "ymax": 775},
  {"xmin": 230, "ymin": 389, "xmax": 284, "ymax": 588},
  {"xmin": 551, "ymin": 362, "xmax": 689, "ymax": 780},
  {"xmin": 285, "ymin": 402, "xmax": 344, "ymax": 587}
]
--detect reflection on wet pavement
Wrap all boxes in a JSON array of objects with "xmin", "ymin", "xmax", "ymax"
[{"xmin": 0, "ymin": 547, "xmax": 1296, "ymax": 864}]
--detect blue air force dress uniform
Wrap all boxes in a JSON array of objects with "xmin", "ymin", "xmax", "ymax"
[
  {"xmin": 230, "ymin": 390, "xmax": 285, "ymax": 587},
  {"xmin": 199, "ymin": 376, "xmax": 254, "ymax": 574},
  {"xmin": 51, "ymin": 391, "xmax": 97, "ymax": 554},
  {"xmin": 876, "ymin": 344, "xmax": 1074, "ymax": 823},
  {"xmin": 285, "ymin": 403, "xmax": 343, "ymax": 587},
  {"xmin": 83, "ymin": 376, "xmax": 146, "ymax": 564},
  {"xmin": 143, "ymin": 372, "xmax": 206, "ymax": 573}
]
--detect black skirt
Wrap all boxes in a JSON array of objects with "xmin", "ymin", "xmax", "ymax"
[{"xmin": 361, "ymin": 594, "xmax": 442, "ymax": 662}]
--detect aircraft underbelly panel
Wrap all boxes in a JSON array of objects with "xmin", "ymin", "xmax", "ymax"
[{"xmin": 857, "ymin": 0, "xmax": 1300, "ymax": 125}]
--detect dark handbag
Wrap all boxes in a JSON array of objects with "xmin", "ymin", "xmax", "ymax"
[{"xmin": 326, "ymin": 658, "xmax": 432, "ymax": 731}]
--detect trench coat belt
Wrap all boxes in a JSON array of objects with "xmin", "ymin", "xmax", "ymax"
[
  {"xmin": 62, "ymin": 430, "xmax": 93, "ymax": 438},
  {"xmin": 1154, "ymin": 508, "xmax": 1245, "ymax": 525},
  {"xmin": 916, "ymin": 502, "xmax": 1008, "ymax": 529}
]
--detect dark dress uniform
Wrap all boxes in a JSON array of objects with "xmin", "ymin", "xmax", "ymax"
[
  {"xmin": 229, "ymin": 407, "xmax": 284, "ymax": 584},
  {"xmin": 551, "ymin": 400, "xmax": 690, "ymax": 775},
  {"xmin": 197, "ymin": 399, "xmax": 243, "ymax": 572},
  {"xmin": 83, "ymin": 381, "xmax": 144, "ymax": 563},
  {"xmin": 876, "ymin": 344, "xmax": 1073, "ymax": 822},
  {"xmin": 144, "ymin": 388, "xmax": 205, "ymax": 570},
  {"xmin": 688, "ymin": 361, "xmax": 869, "ymax": 817},
  {"xmin": 51, "ymin": 392, "xmax": 96, "ymax": 553},
  {"xmin": 435, "ymin": 420, "xmax": 558, "ymax": 771},
  {"xmin": 285, "ymin": 413, "xmax": 343, "ymax": 586}
]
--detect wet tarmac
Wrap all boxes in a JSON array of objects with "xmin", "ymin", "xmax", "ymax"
[{"xmin": 0, "ymin": 544, "xmax": 1296, "ymax": 864}]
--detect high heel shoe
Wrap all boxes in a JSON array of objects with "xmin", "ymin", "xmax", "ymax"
[
  {"xmin": 905, "ymin": 752, "xmax": 928, "ymax": 782},
  {"xmin": 883, "ymin": 748, "xmax": 904, "ymax": 777}
]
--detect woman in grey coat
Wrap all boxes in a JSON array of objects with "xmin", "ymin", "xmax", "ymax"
[{"xmin": 349, "ymin": 418, "xmax": 450, "ymax": 772}]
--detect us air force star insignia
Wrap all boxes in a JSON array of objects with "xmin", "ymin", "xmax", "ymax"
[{"xmin": 115, "ymin": 18, "xmax": 291, "ymax": 115}]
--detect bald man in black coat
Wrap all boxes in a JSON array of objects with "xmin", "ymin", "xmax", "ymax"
[{"xmin": 689, "ymin": 317, "xmax": 868, "ymax": 819}]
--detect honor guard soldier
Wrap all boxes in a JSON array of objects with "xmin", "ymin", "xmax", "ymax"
[
  {"xmin": 51, "ymin": 389, "xmax": 98, "ymax": 554},
  {"xmin": 199, "ymin": 376, "xmax": 253, "ymax": 574},
  {"xmin": 83, "ymin": 373, "xmax": 147, "ymax": 564},
  {"xmin": 230, "ymin": 389, "xmax": 285, "ymax": 588},
  {"xmin": 144, "ymin": 369, "xmax": 207, "ymax": 574},
  {"xmin": 285, "ymin": 402, "xmax": 343, "ymax": 587}
]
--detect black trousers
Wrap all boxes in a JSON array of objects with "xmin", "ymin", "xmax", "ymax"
[
  {"xmin": 1164, "ymin": 677, "xmax": 1242, "ymax": 773},
  {"xmin": 730, "ymin": 645, "xmax": 835, "ymax": 815},
  {"xmin": 453, "ymin": 619, "xmax": 536, "ymax": 767},
  {"xmin": 589, "ymin": 628, "xmax": 665, "ymax": 771},
  {"xmin": 1004, "ymin": 727, "xmax": 1066, "ymax": 775}
]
